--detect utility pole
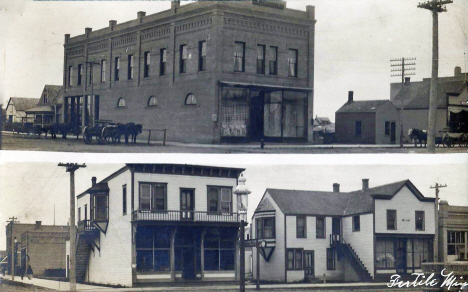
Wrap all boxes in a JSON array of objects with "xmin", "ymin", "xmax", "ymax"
[
  {"xmin": 391, "ymin": 57, "xmax": 416, "ymax": 147},
  {"xmin": 418, "ymin": 0, "xmax": 453, "ymax": 153},
  {"xmin": 7, "ymin": 217, "xmax": 17, "ymax": 280},
  {"xmin": 58, "ymin": 163, "xmax": 86, "ymax": 292},
  {"xmin": 430, "ymin": 182, "xmax": 447, "ymax": 262}
]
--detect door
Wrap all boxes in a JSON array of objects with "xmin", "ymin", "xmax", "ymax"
[
  {"xmin": 250, "ymin": 90, "xmax": 264, "ymax": 141},
  {"xmin": 332, "ymin": 218, "xmax": 341, "ymax": 243},
  {"xmin": 182, "ymin": 247, "xmax": 196, "ymax": 279},
  {"xmin": 304, "ymin": 251, "xmax": 315, "ymax": 279},
  {"xmin": 180, "ymin": 189, "xmax": 194, "ymax": 221},
  {"xmin": 391, "ymin": 122, "xmax": 396, "ymax": 143},
  {"xmin": 396, "ymin": 239, "xmax": 407, "ymax": 274}
]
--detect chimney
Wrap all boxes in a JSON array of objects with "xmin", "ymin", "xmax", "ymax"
[
  {"xmin": 306, "ymin": 5, "xmax": 315, "ymax": 20},
  {"xmin": 362, "ymin": 179, "xmax": 369, "ymax": 190},
  {"xmin": 455, "ymin": 66, "xmax": 462, "ymax": 77},
  {"xmin": 64, "ymin": 34, "xmax": 70, "ymax": 44},
  {"xmin": 137, "ymin": 11, "xmax": 146, "ymax": 23},
  {"xmin": 35, "ymin": 221, "xmax": 42, "ymax": 230},
  {"xmin": 171, "ymin": 0, "xmax": 180, "ymax": 14},
  {"xmin": 404, "ymin": 77, "xmax": 410, "ymax": 86},
  {"xmin": 109, "ymin": 20, "xmax": 117, "ymax": 31},
  {"xmin": 85, "ymin": 27, "xmax": 92, "ymax": 38},
  {"xmin": 92, "ymin": 176, "xmax": 97, "ymax": 187},
  {"xmin": 348, "ymin": 91, "xmax": 353, "ymax": 103},
  {"xmin": 333, "ymin": 183, "xmax": 340, "ymax": 193}
]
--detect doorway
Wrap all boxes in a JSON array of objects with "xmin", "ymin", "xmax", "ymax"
[
  {"xmin": 332, "ymin": 218, "xmax": 341, "ymax": 239},
  {"xmin": 182, "ymin": 247, "xmax": 196, "ymax": 279},
  {"xmin": 180, "ymin": 189, "xmax": 194, "ymax": 221},
  {"xmin": 390, "ymin": 122, "xmax": 396, "ymax": 143},
  {"xmin": 249, "ymin": 90, "xmax": 264, "ymax": 142},
  {"xmin": 396, "ymin": 239, "xmax": 407, "ymax": 274},
  {"xmin": 304, "ymin": 251, "xmax": 315, "ymax": 279}
]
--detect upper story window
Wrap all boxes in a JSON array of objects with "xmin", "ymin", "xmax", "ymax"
[
  {"xmin": 94, "ymin": 194, "xmax": 108, "ymax": 221},
  {"xmin": 100, "ymin": 60, "xmax": 106, "ymax": 83},
  {"xmin": 256, "ymin": 217, "xmax": 275, "ymax": 239},
  {"xmin": 234, "ymin": 42, "xmax": 245, "ymax": 72},
  {"xmin": 144, "ymin": 52, "xmax": 150, "ymax": 78},
  {"xmin": 287, "ymin": 249, "xmax": 303, "ymax": 270},
  {"xmin": 122, "ymin": 185, "xmax": 127, "ymax": 215},
  {"xmin": 128, "ymin": 55, "xmax": 134, "ymax": 80},
  {"xmin": 296, "ymin": 216, "xmax": 306, "ymax": 238},
  {"xmin": 117, "ymin": 97, "xmax": 126, "ymax": 108},
  {"xmin": 257, "ymin": 45, "xmax": 265, "ymax": 74},
  {"xmin": 160, "ymin": 48, "xmax": 166, "ymax": 76},
  {"xmin": 316, "ymin": 217, "xmax": 325, "ymax": 238},
  {"xmin": 148, "ymin": 96, "xmax": 157, "ymax": 107},
  {"xmin": 77, "ymin": 64, "xmax": 83, "ymax": 85},
  {"xmin": 355, "ymin": 121, "xmax": 362, "ymax": 137},
  {"xmin": 269, "ymin": 46, "xmax": 278, "ymax": 75},
  {"xmin": 353, "ymin": 215, "xmax": 360, "ymax": 232},
  {"xmin": 78, "ymin": 207, "xmax": 81, "ymax": 222},
  {"xmin": 387, "ymin": 210, "xmax": 397, "ymax": 230},
  {"xmin": 288, "ymin": 49, "xmax": 298, "ymax": 77},
  {"xmin": 185, "ymin": 93, "xmax": 197, "ymax": 105},
  {"xmin": 114, "ymin": 57, "xmax": 120, "ymax": 81},
  {"xmin": 180, "ymin": 44, "xmax": 187, "ymax": 74},
  {"xmin": 207, "ymin": 186, "xmax": 232, "ymax": 213},
  {"xmin": 139, "ymin": 183, "xmax": 167, "ymax": 211},
  {"xmin": 199, "ymin": 40, "xmax": 206, "ymax": 71},
  {"xmin": 68, "ymin": 66, "xmax": 74, "ymax": 87},
  {"xmin": 415, "ymin": 211, "xmax": 425, "ymax": 231}
]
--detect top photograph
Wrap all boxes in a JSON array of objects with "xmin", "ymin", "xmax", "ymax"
[{"xmin": 1, "ymin": 0, "xmax": 467, "ymax": 154}]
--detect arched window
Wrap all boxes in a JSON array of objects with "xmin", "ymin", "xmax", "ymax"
[
  {"xmin": 117, "ymin": 97, "xmax": 126, "ymax": 108},
  {"xmin": 148, "ymin": 96, "xmax": 157, "ymax": 107},
  {"xmin": 185, "ymin": 93, "xmax": 197, "ymax": 105}
]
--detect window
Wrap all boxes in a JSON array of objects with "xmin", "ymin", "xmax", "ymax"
[
  {"xmin": 144, "ymin": 52, "xmax": 150, "ymax": 78},
  {"xmin": 296, "ymin": 216, "xmax": 306, "ymax": 238},
  {"xmin": 256, "ymin": 217, "xmax": 275, "ymax": 239},
  {"xmin": 355, "ymin": 121, "xmax": 362, "ymax": 137},
  {"xmin": 316, "ymin": 217, "xmax": 325, "ymax": 238},
  {"xmin": 123, "ymin": 185, "xmax": 127, "ymax": 215},
  {"xmin": 160, "ymin": 48, "xmax": 166, "ymax": 76},
  {"xmin": 114, "ymin": 57, "xmax": 120, "ymax": 81},
  {"xmin": 415, "ymin": 211, "xmax": 425, "ymax": 231},
  {"xmin": 269, "ymin": 46, "xmax": 278, "ymax": 75},
  {"xmin": 387, "ymin": 210, "xmax": 397, "ymax": 230},
  {"xmin": 385, "ymin": 121, "xmax": 390, "ymax": 136},
  {"xmin": 180, "ymin": 44, "xmax": 187, "ymax": 73},
  {"xmin": 42, "ymin": 93, "xmax": 48, "ymax": 104},
  {"xmin": 207, "ymin": 186, "xmax": 232, "ymax": 213},
  {"xmin": 199, "ymin": 40, "xmax": 206, "ymax": 71},
  {"xmin": 78, "ymin": 207, "xmax": 81, "ymax": 222},
  {"xmin": 77, "ymin": 64, "xmax": 83, "ymax": 85},
  {"xmin": 375, "ymin": 239, "xmax": 395, "ymax": 268},
  {"xmin": 100, "ymin": 60, "xmax": 106, "ymax": 82},
  {"xmin": 185, "ymin": 93, "xmax": 197, "ymax": 105},
  {"xmin": 94, "ymin": 194, "xmax": 108, "ymax": 221},
  {"xmin": 139, "ymin": 183, "xmax": 167, "ymax": 211},
  {"xmin": 288, "ymin": 49, "xmax": 298, "ymax": 77},
  {"xmin": 327, "ymin": 248, "xmax": 335, "ymax": 270},
  {"xmin": 147, "ymin": 96, "xmax": 157, "ymax": 107},
  {"xmin": 413, "ymin": 238, "xmax": 433, "ymax": 268},
  {"xmin": 287, "ymin": 249, "xmax": 303, "ymax": 270},
  {"xmin": 353, "ymin": 215, "xmax": 360, "ymax": 232},
  {"xmin": 234, "ymin": 42, "xmax": 245, "ymax": 72},
  {"xmin": 117, "ymin": 97, "xmax": 126, "ymax": 108},
  {"xmin": 204, "ymin": 228, "xmax": 236, "ymax": 271},
  {"xmin": 128, "ymin": 55, "xmax": 134, "ymax": 80},
  {"xmin": 68, "ymin": 66, "xmax": 74, "ymax": 86},
  {"xmin": 136, "ymin": 226, "xmax": 171, "ymax": 271},
  {"xmin": 257, "ymin": 45, "xmax": 265, "ymax": 74},
  {"xmin": 447, "ymin": 231, "xmax": 466, "ymax": 256},
  {"xmin": 84, "ymin": 204, "xmax": 87, "ymax": 220}
]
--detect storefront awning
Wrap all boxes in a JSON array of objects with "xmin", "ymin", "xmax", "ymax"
[
  {"xmin": 25, "ymin": 105, "xmax": 53, "ymax": 113},
  {"xmin": 219, "ymin": 81, "xmax": 313, "ymax": 92},
  {"xmin": 448, "ymin": 106, "xmax": 468, "ymax": 114}
]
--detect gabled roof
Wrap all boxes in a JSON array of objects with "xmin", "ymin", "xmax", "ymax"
[
  {"xmin": 42, "ymin": 85, "xmax": 63, "ymax": 105},
  {"xmin": 392, "ymin": 80, "xmax": 466, "ymax": 109},
  {"xmin": 261, "ymin": 180, "xmax": 433, "ymax": 217},
  {"xmin": 336, "ymin": 100, "xmax": 392, "ymax": 113},
  {"xmin": 7, "ymin": 97, "xmax": 39, "ymax": 111}
]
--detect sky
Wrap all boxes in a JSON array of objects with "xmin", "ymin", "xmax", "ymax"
[
  {"xmin": 1, "ymin": 153, "xmax": 467, "ymax": 251},
  {"xmin": 0, "ymin": 0, "xmax": 467, "ymax": 121}
]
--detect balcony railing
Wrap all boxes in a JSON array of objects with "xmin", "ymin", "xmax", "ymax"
[
  {"xmin": 77, "ymin": 220, "xmax": 97, "ymax": 233},
  {"xmin": 132, "ymin": 210, "xmax": 240, "ymax": 223},
  {"xmin": 330, "ymin": 233, "xmax": 342, "ymax": 246}
]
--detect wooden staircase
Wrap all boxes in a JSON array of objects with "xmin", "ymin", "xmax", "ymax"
[
  {"xmin": 330, "ymin": 234, "xmax": 372, "ymax": 282},
  {"xmin": 76, "ymin": 235, "xmax": 91, "ymax": 283}
]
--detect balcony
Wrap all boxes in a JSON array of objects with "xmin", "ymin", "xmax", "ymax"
[
  {"xmin": 132, "ymin": 210, "xmax": 241, "ymax": 223},
  {"xmin": 330, "ymin": 233, "xmax": 342, "ymax": 246},
  {"xmin": 77, "ymin": 220, "xmax": 98, "ymax": 233}
]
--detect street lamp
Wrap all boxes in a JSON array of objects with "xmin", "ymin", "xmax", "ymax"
[{"xmin": 234, "ymin": 173, "xmax": 251, "ymax": 292}]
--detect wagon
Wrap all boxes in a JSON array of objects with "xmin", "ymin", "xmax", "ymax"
[
  {"xmin": 82, "ymin": 120, "xmax": 118, "ymax": 145},
  {"xmin": 437, "ymin": 128, "xmax": 468, "ymax": 148}
]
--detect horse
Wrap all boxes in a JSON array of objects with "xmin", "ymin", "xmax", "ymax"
[
  {"xmin": 408, "ymin": 128, "xmax": 427, "ymax": 148},
  {"xmin": 125, "ymin": 123, "xmax": 143, "ymax": 144}
]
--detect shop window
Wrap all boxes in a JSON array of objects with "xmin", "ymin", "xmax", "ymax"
[
  {"xmin": 316, "ymin": 217, "xmax": 325, "ymax": 238},
  {"xmin": 375, "ymin": 239, "xmax": 395, "ymax": 268},
  {"xmin": 199, "ymin": 40, "xmax": 206, "ymax": 71},
  {"xmin": 220, "ymin": 87, "xmax": 249, "ymax": 137},
  {"xmin": 296, "ymin": 216, "xmax": 306, "ymax": 238},
  {"xmin": 148, "ymin": 96, "xmax": 157, "ymax": 107},
  {"xmin": 269, "ymin": 46, "xmax": 278, "ymax": 75},
  {"xmin": 180, "ymin": 44, "xmax": 187, "ymax": 73},
  {"xmin": 256, "ymin": 217, "xmax": 275, "ymax": 239},
  {"xmin": 117, "ymin": 98, "xmax": 126, "ymax": 108},
  {"xmin": 160, "ymin": 48, "xmax": 166, "ymax": 76},
  {"xmin": 128, "ymin": 55, "xmax": 134, "ymax": 80},
  {"xmin": 327, "ymin": 248, "xmax": 335, "ymax": 270},
  {"xmin": 355, "ymin": 121, "xmax": 362, "ymax": 137},
  {"xmin": 144, "ymin": 52, "xmax": 150, "ymax": 78},
  {"xmin": 413, "ymin": 238, "xmax": 433, "ymax": 268},
  {"xmin": 287, "ymin": 249, "xmax": 303, "ymax": 270},
  {"xmin": 207, "ymin": 186, "xmax": 232, "ymax": 213},
  {"xmin": 257, "ymin": 45, "xmax": 265, "ymax": 74},
  {"xmin": 234, "ymin": 42, "xmax": 245, "ymax": 72},
  {"xmin": 387, "ymin": 210, "xmax": 397, "ymax": 230},
  {"xmin": 185, "ymin": 93, "xmax": 197, "ymax": 105},
  {"xmin": 415, "ymin": 211, "xmax": 425, "ymax": 231},
  {"xmin": 100, "ymin": 60, "xmax": 106, "ymax": 82},
  {"xmin": 288, "ymin": 49, "xmax": 298, "ymax": 77},
  {"xmin": 447, "ymin": 231, "xmax": 465, "ymax": 256},
  {"xmin": 204, "ymin": 228, "xmax": 236, "ymax": 271},
  {"xmin": 139, "ymin": 183, "xmax": 167, "ymax": 211},
  {"xmin": 353, "ymin": 215, "xmax": 360, "ymax": 232},
  {"xmin": 114, "ymin": 57, "xmax": 120, "ymax": 81},
  {"xmin": 136, "ymin": 226, "xmax": 170, "ymax": 271}
]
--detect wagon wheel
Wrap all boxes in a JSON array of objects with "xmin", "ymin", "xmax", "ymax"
[
  {"xmin": 459, "ymin": 133, "xmax": 468, "ymax": 148},
  {"xmin": 83, "ymin": 127, "xmax": 92, "ymax": 144},
  {"xmin": 100, "ymin": 126, "xmax": 113, "ymax": 145},
  {"xmin": 442, "ymin": 133, "xmax": 451, "ymax": 148}
]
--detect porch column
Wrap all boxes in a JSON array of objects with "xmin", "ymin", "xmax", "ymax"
[
  {"xmin": 201, "ymin": 229, "xmax": 206, "ymax": 280},
  {"xmin": 170, "ymin": 227, "xmax": 176, "ymax": 280}
]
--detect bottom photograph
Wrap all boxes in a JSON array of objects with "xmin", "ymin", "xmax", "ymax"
[{"xmin": 0, "ymin": 161, "xmax": 467, "ymax": 291}]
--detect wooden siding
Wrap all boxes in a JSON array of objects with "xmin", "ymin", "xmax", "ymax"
[
  {"xmin": 375, "ymin": 102, "xmax": 400, "ymax": 144},
  {"xmin": 343, "ymin": 213, "xmax": 374, "ymax": 278}
]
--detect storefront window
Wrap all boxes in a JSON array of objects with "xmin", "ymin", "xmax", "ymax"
[
  {"xmin": 375, "ymin": 239, "xmax": 395, "ymax": 268},
  {"xmin": 221, "ymin": 87, "xmax": 249, "ymax": 137},
  {"xmin": 136, "ymin": 226, "xmax": 171, "ymax": 272},
  {"xmin": 204, "ymin": 228, "xmax": 236, "ymax": 271}
]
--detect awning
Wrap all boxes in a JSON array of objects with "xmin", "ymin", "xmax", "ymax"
[
  {"xmin": 219, "ymin": 81, "xmax": 313, "ymax": 92},
  {"xmin": 448, "ymin": 106, "xmax": 468, "ymax": 114},
  {"xmin": 25, "ymin": 105, "xmax": 53, "ymax": 114}
]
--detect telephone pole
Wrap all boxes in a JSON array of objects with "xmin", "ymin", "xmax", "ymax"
[
  {"xmin": 418, "ymin": 0, "xmax": 453, "ymax": 153},
  {"xmin": 7, "ymin": 217, "xmax": 17, "ymax": 280},
  {"xmin": 58, "ymin": 163, "xmax": 86, "ymax": 292},
  {"xmin": 431, "ymin": 182, "xmax": 447, "ymax": 262},
  {"xmin": 391, "ymin": 57, "xmax": 416, "ymax": 147}
]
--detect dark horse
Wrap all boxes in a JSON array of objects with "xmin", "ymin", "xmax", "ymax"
[
  {"xmin": 45, "ymin": 123, "xmax": 80, "ymax": 139},
  {"xmin": 114, "ymin": 123, "xmax": 143, "ymax": 144},
  {"xmin": 408, "ymin": 128, "xmax": 427, "ymax": 148}
]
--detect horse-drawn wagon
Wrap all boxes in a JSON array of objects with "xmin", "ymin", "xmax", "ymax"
[
  {"xmin": 82, "ymin": 120, "xmax": 142, "ymax": 145},
  {"xmin": 437, "ymin": 128, "xmax": 468, "ymax": 148}
]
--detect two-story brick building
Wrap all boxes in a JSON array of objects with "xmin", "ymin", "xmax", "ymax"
[
  {"xmin": 251, "ymin": 179, "xmax": 435, "ymax": 283},
  {"xmin": 62, "ymin": 0, "xmax": 316, "ymax": 144},
  {"xmin": 70, "ymin": 163, "xmax": 245, "ymax": 287}
]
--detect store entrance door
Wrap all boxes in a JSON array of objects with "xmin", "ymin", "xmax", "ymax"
[{"xmin": 249, "ymin": 90, "xmax": 264, "ymax": 142}]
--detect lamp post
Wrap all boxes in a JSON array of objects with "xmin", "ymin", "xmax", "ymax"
[{"xmin": 234, "ymin": 174, "xmax": 251, "ymax": 292}]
